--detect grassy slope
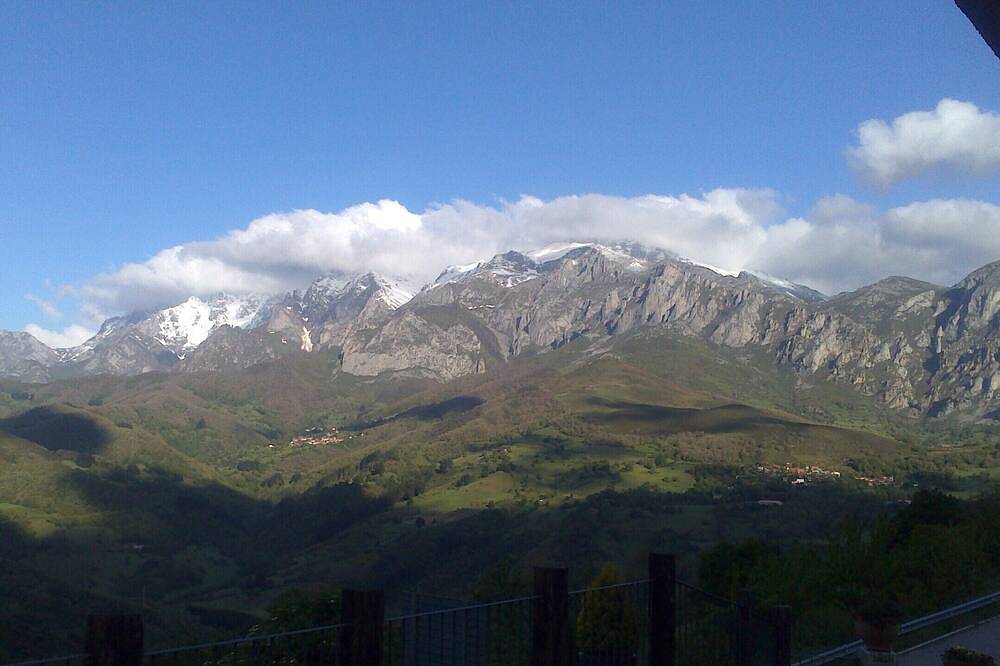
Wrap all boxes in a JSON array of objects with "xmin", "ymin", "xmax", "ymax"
[{"xmin": 0, "ymin": 329, "xmax": 995, "ymax": 657}]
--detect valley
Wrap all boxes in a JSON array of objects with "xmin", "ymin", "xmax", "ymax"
[
  {"xmin": 0, "ymin": 323, "xmax": 996, "ymax": 659},
  {"xmin": 0, "ymin": 242, "xmax": 997, "ymax": 660}
]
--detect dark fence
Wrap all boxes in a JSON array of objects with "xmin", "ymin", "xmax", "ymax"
[
  {"xmin": 569, "ymin": 578, "xmax": 650, "ymax": 665},
  {"xmin": 675, "ymin": 580, "xmax": 739, "ymax": 665},
  {"xmin": 384, "ymin": 594, "xmax": 534, "ymax": 665},
  {"xmin": 145, "ymin": 620, "xmax": 346, "ymax": 665},
  {"xmin": 4, "ymin": 553, "xmax": 792, "ymax": 666},
  {"xmin": 793, "ymin": 589, "xmax": 1000, "ymax": 665}
]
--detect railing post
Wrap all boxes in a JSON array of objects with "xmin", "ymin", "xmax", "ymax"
[
  {"xmin": 339, "ymin": 588, "xmax": 385, "ymax": 666},
  {"xmin": 737, "ymin": 588, "xmax": 755, "ymax": 666},
  {"xmin": 648, "ymin": 553, "xmax": 676, "ymax": 666},
  {"xmin": 771, "ymin": 605, "xmax": 792, "ymax": 666},
  {"xmin": 85, "ymin": 613, "xmax": 143, "ymax": 666},
  {"xmin": 532, "ymin": 566, "xmax": 570, "ymax": 666}
]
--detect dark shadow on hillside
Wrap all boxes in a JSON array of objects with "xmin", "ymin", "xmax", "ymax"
[
  {"xmin": 357, "ymin": 480, "xmax": 898, "ymax": 595},
  {"xmin": 0, "ymin": 462, "xmax": 393, "ymax": 660},
  {"xmin": 344, "ymin": 395, "xmax": 484, "ymax": 430},
  {"xmin": 583, "ymin": 398, "xmax": 802, "ymax": 434},
  {"xmin": 0, "ymin": 515, "xmax": 148, "ymax": 661},
  {"xmin": 0, "ymin": 406, "xmax": 111, "ymax": 453},
  {"xmin": 397, "ymin": 395, "xmax": 484, "ymax": 419}
]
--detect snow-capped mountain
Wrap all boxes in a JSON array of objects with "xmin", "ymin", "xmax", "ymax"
[
  {"xmin": 4, "ymin": 242, "xmax": 998, "ymax": 420},
  {"xmin": 0, "ymin": 330, "xmax": 59, "ymax": 382},
  {"xmin": 179, "ymin": 271, "xmax": 416, "ymax": 371},
  {"xmin": 294, "ymin": 272, "xmax": 412, "ymax": 319},
  {"xmin": 742, "ymin": 270, "xmax": 826, "ymax": 303},
  {"xmin": 136, "ymin": 294, "xmax": 276, "ymax": 353},
  {"xmin": 1, "ymin": 242, "xmax": 823, "ymax": 382},
  {"xmin": 432, "ymin": 251, "xmax": 541, "ymax": 289},
  {"xmin": 673, "ymin": 257, "xmax": 825, "ymax": 302},
  {"xmin": 431, "ymin": 242, "xmax": 670, "ymax": 292}
]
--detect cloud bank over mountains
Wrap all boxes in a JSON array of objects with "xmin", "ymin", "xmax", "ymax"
[
  {"xmin": 24, "ymin": 98, "xmax": 1000, "ymax": 348},
  {"xmin": 24, "ymin": 323, "xmax": 97, "ymax": 349},
  {"xmin": 29, "ymin": 190, "xmax": 997, "ymax": 346},
  {"xmin": 847, "ymin": 99, "xmax": 1000, "ymax": 188}
]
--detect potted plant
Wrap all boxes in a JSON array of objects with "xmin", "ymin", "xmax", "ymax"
[
  {"xmin": 852, "ymin": 597, "xmax": 902, "ymax": 653},
  {"xmin": 942, "ymin": 647, "xmax": 996, "ymax": 666},
  {"xmin": 575, "ymin": 564, "xmax": 641, "ymax": 665}
]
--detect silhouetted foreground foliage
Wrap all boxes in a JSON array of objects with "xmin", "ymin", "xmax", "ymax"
[{"xmin": 697, "ymin": 489, "xmax": 1000, "ymax": 652}]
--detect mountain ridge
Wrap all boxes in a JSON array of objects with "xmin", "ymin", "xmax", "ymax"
[{"xmin": 3, "ymin": 242, "xmax": 998, "ymax": 420}]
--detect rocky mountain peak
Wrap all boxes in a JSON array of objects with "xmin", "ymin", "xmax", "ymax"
[
  {"xmin": 1, "ymin": 246, "xmax": 997, "ymax": 420},
  {"xmin": 134, "ymin": 293, "xmax": 274, "ymax": 353},
  {"xmin": 0, "ymin": 331, "xmax": 58, "ymax": 383},
  {"xmin": 958, "ymin": 259, "xmax": 1000, "ymax": 287}
]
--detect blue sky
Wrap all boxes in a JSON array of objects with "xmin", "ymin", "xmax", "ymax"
[{"xmin": 2, "ymin": 1, "xmax": 999, "ymax": 346}]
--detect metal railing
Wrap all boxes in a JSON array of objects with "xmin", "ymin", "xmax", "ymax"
[
  {"xmin": 2, "ymin": 656, "xmax": 88, "ymax": 666},
  {"xmin": 4, "ymin": 623, "xmax": 350, "ymax": 666},
  {"xmin": 4, "ymin": 555, "xmax": 795, "ymax": 666},
  {"xmin": 793, "ymin": 589, "xmax": 1000, "ymax": 666},
  {"xmin": 675, "ymin": 581, "xmax": 740, "ymax": 666},
  {"xmin": 143, "ymin": 621, "xmax": 346, "ymax": 664},
  {"xmin": 383, "ymin": 594, "xmax": 536, "ymax": 665},
  {"xmin": 569, "ymin": 579, "xmax": 650, "ymax": 665}
]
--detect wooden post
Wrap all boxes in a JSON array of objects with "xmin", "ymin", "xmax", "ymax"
[
  {"xmin": 771, "ymin": 605, "xmax": 792, "ymax": 666},
  {"xmin": 736, "ymin": 588, "xmax": 755, "ymax": 666},
  {"xmin": 532, "ymin": 566, "xmax": 570, "ymax": 666},
  {"xmin": 648, "ymin": 553, "xmax": 676, "ymax": 666},
  {"xmin": 339, "ymin": 589, "xmax": 385, "ymax": 666},
  {"xmin": 85, "ymin": 614, "xmax": 143, "ymax": 666}
]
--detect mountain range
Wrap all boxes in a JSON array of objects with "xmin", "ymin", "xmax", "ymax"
[{"xmin": 2, "ymin": 242, "xmax": 998, "ymax": 420}]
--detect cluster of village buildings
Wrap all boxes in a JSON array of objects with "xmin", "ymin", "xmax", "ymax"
[
  {"xmin": 288, "ymin": 426, "xmax": 345, "ymax": 448},
  {"xmin": 755, "ymin": 463, "xmax": 894, "ymax": 487}
]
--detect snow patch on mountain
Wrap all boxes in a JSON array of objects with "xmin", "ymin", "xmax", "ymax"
[
  {"xmin": 677, "ymin": 256, "xmax": 742, "ymax": 277},
  {"xmin": 527, "ymin": 242, "xmax": 591, "ymax": 263},
  {"xmin": 431, "ymin": 252, "xmax": 541, "ymax": 289},
  {"xmin": 432, "ymin": 262, "xmax": 487, "ymax": 287},
  {"xmin": 532, "ymin": 241, "xmax": 664, "ymax": 271},
  {"xmin": 298, "ymin": 272, "xmax": 412, "ymax": 312},
  {"xmin": 373, "ymin": 279, "xmax": 414, "ymax": 308},
  {"xmin": 139, "ymin": 294, "xmax": 274, "ymax": 351},
  {"xmin": 432, "ymin": 242, "xmax": 671, "ymax": 291},
  {"xmin": 744, "ymin": 270, "xmax": 826, "ymax": 301}
]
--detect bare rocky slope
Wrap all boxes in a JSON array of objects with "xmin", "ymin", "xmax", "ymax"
[
  {"xmin": 336, "ymin": 246, "xmax": 999, "ymax": 420},
  {"xmin": 2, "ymin": 244, "xmax": 997, "ymax": 419}
]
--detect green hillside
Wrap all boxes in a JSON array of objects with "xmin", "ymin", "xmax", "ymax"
[{"xmin": 0, "ymin": 330, "xmax": 996, "ymax": 659}]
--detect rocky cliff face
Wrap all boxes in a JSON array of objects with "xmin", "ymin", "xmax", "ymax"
[
  {"xmin": 340, "ymin": 309, "xmax": 486, "ymax": 379},
  {"xmin": 179, "ymin": 325, "xmax": 286, "ymax": 372},
  {"xmin": 262, "ymin": 272, "xmax": 412, "ymax": 350},
  {"xmin": 923, "ymin": 262, "xmax": 1000, "ymax": 417},
  {"xmin": 333, "ymin": 246, "xmax": 999, "ymax": 419},
  {"xmin": 135, "ymin": 294, "xmax": 274, "ymax": 353},
  {"xmin": 54, "ymin": 316, "xmax": 178, "ymax": 377},
  {"xmin": 0, "ymin": 331, "xmax": 59, "ymax": 382},
  {"xmin": 2, "ymin": 246, "xmax": 997, "ymax": 420}
]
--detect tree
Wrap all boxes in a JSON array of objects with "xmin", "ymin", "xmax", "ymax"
[
  {"xmin": 575, "ymin": 564, "xmax": 641, "ymax": 658},
  {"xmin": 253, "ymin": 588, "xmax": 341, "ymax": 634}
]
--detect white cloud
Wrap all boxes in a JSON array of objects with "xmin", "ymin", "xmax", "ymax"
[
  {"xmin": 25, "ymin": 323, "xmax": 96, "ymax": 349},
  {"xmin": 758, "ymin": 197, "xmax": 1000, "ymax": 294},
  {"xmin": 60, "ymin": 190, "xmax": 1000, "ymax": 322},
  {"xmin": 77, "ymin": 190, "xmax": 780, "ymax": 313},
  {"xmin": 25, "ymin": 294, "xmax": 62, "ymax": 319},
  {"xmin": 846, "ymin": 99, "xmax": 1000, "ymax": 188}
]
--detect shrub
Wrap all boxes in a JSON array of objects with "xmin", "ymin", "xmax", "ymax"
[
  {"xmin": 942, "ymin": 647, "xmax": 995, "ymax": 664},
  {"xmin": 575, "ymin": 564, "xmax": 641, "ymax": 654}
]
